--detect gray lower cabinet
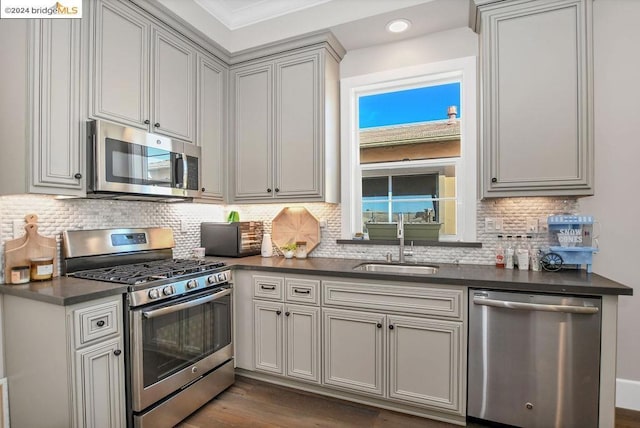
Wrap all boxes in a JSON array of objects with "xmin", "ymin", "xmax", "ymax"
[
  {"xmin": 474, "ymin": 0, "xmax": 593, "ymax": 197},
  {"xmin": 251, "ymin": 274, "xmax": 321, "ymax": 384},
  {"xmin": 92, "ymin": 0, "xmax": 195, "ymax": 142},
  {"xmin": 230, "ymin": 47, "xmax": 340, "ymax": 203},
  {"xmin": 0, "ymin": 15, "xmax": 85, "ymax": 196},
  {"xmin": 3, "ymin": 294, "xmax": 125, "ymax": 428},
  {"xmin": 236, "ymin": 270, "xmax": 467, "ymax": 422},
  {"xmin": 322, "ymin": 308, "xmax": 463, "ymax": 413}
]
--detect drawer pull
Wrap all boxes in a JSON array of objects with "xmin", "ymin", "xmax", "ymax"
[
  {"xmin": 260, "ymin": 284, "xmax": 276, "ymax": 290},
  {"xmin": 293, "ymin": 288, "xmax": 311, "ymax": 294},
  {"xmin": 113, "ymin": 349, "xmax": 121, "ymax": 356},
  {"xmin": 96, "ymin": 320, "xmax": 105, "ymax": 327}
]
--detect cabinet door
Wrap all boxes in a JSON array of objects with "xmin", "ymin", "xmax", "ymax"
[
  {"xmin": 197, "ymin": 53, "xmax": 227, "ymax": 200},
  {"xmin": 152, "ymin": 27, "xmax": 195, "ymax": 141},
  {"xmin": 285, "ymin": 304, "xmax": 320, "ymax": 383},
  {"xmin": 481, "ymin": 0, "xmax": 593, "ymax": 196},
  {"xmin": 254, "ymin": 300, "xmax": 284, "ymax": 374},
  {"xmin": 231, "ymin": 64, "xmax": 273, "ymax": 200},
  {"xmin": 92, "ymin": 0, "xmax": 149, "ymax": 129},
  {"xmin": 275, "ymin": 53, "xmax": 322, "ymax": 198},
  {"xmin": 388, "ymin": 315, "xmax": 463, "ymax": 414},
  {"xmin": 30, "ymin": 18, "xmax": 84, "ymax": 194},
  {"xmin": 322, "ymin": 308, "xmax": 385, "ymax": 396},
  {"xmin": 75, "ymin": 337, "xmax": 125, "ymax": 428}
]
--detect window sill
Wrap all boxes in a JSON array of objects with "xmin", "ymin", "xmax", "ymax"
[{"xmin": 336, "ymin": 239, "xmax": 482, "ymax": 248}]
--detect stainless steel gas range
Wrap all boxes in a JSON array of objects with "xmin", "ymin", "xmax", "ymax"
[{"xmin": 63, "ymin": 227, "xmax": 234, "ymax": 428}]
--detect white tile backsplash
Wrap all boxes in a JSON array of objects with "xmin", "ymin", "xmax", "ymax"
[{"xmin": 0, "ymin": 194, "xmax": 580, "ymax": 282}]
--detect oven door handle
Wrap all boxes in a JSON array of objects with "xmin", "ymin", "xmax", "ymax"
[{"xmin": 142, "ymin": 288, "xmax": 231, "ymax": 319}]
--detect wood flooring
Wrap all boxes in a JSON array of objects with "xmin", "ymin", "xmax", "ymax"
[{"xmin": 178, "ymin": 376, "xmax": 640, "ymax": 428}]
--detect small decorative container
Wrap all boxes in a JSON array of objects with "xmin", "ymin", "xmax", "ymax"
[
  {"xmin": 295, "ymin": 241, "xmax": 308, "ymax": 259},
  {"xmin": 283, "ymin": 249, "xmax": 295, "ymax": 259},
  {"xmin": 30, "ymin": 257, "xmax": 54, "ymax": 281},
  {"xmin": 10, "ymin": 265, "xmax": 30, "ymax": 284}
]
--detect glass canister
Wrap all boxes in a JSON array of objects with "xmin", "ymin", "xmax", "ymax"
[
  {"xmin": 295, "ymin": 241, "xmax": 308, "ymax": 259},
  {"xmin": 30, "ymin": 257, "xmax": 54, "ymax": 281}
]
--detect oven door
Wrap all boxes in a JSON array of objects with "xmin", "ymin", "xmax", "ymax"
[{"xmin": 130, "ymin": 286, "xmax": 232, "ymax": 412}]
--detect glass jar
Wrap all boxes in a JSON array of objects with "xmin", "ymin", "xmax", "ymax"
[
  {"xmin": 295, "ymin": 241, "xmax": 308, "ymax": 259},
  {"xmin": 10, "ymin": 265, "xmax": 30, "ymax": 284},
  {"xmin": 30, "ymin": 257, "xmax": 54, "ymax": 281}
]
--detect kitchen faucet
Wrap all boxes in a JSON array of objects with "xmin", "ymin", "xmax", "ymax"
[{"xmin": 396, "ymin": 214, "xmax": 414, "ymax": 263}]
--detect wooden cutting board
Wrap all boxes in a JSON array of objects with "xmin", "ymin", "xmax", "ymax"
[
  {"xmin": 271, "ymin": 207, "xmax": 320, "ymax": 253},
  {"xmin": 4, "ymin": 216, "xmax": 58, "ymax": 280}
]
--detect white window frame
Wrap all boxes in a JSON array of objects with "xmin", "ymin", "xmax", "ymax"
[{"xmin": 340, "ymin": 57, "xmax": 477, "ymax": 241}]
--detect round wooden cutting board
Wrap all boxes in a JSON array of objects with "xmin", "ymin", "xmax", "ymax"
[{"xmin": 271, "ymin": 207, "xmax": 320, "ymax": 253}]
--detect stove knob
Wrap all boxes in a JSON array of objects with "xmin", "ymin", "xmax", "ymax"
[
  {"xmin": 217, "ymin": 273, "xmax": 226, "ymax": 282},
  {"xmin": 163, "ymin": 286, "xmax": 174, "ymax": 296},
  {"xmin": 207, "ymin": 275, "xmax": 217, "ymax": 284},
  {"xmin": 186, "ymin": 279, "xmax": 198, "ymax": 289},
  {"xmin": 148, "ymin": 288, "xmax": 160, "ymax": 299}
]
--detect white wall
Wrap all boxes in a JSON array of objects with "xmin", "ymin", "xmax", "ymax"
[
  {"xmin": 580, "ymin": 0, "xmax": 640, "ymax": 390},
  {"xmin": 340, "ymin": 27, "xmax": 478, "ymax": 79}
]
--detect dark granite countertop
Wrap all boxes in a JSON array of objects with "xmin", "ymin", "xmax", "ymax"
[
  {"xmin": 225, "ymin": 255, "xmax": 633, "ymax": 297},
  {"xmin": 0, "ymin": 256, "xmax": 631, "ymax": 306},
  {"xmin": 0, "ymin": 276, "xmax": 128, "ymax": 306}
]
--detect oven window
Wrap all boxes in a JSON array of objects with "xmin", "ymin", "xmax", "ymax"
[{"xmin": 141, "ymin": 292, "xmax": 231, "ymax": 388}]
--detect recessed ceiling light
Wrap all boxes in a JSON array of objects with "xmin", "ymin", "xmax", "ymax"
[{"xmin": 386, "ymin": 19, "xmax": 411, "ymax": 33}]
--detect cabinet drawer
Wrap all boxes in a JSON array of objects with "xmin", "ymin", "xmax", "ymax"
[
  {"xmin": 322, "ymin": 281, "xmax": 463, "ymax": 320},
  {"xmin": 285, "ymin": 277, "xmax": 319, "ymax": 305},
  {"xmin": 74, "ymin": 299, "xmax": 121, "ymax": 347},
  {"xmin": 253, "ymin": 275, "xmax": 284, "ymax": 300}
]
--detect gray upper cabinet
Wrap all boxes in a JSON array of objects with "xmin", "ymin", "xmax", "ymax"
[
  {"xmin": 475, "ymin": 0, "xmax": 593, "ymax": 197},
  {"xmin": 196, "ymin": 53, "xmax": 228, "ymax": 201},
  {"xmin": 92, "ymin": 0, "xmax": 195, "ymax": 142},
  {"xmin": 230, "ymin": 46, "xmax": 341, "ymax": 203},
  {"xmin": 0, "ymin": 15, "xmax": 85, "ymax": 197}
]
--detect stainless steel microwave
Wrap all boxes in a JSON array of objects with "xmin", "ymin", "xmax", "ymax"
[{"xmin": 86, "ymin": 120, "xmax": 201, "ymax": 201}]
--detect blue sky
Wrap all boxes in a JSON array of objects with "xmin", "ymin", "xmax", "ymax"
[{"xmin": 359, "ymin": 82, "xmax": 461, "ymax": 129}]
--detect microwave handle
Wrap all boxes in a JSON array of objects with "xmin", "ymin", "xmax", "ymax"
[{"xmin": 174, "ymin": 154, "xmax": 187, "ymax": 189}]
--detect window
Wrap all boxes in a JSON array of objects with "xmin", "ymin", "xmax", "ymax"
[{"xmin": 340, "ymin": 57, "xmax": 477, "ymax": 241}]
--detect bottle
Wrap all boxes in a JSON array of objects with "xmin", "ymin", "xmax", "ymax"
[
  {"xmin": 495, "ymin": 235, "xmax": 505, "ymax": 268},
  {"xmin": 518, "ymin": 236, "xmax": 530, "ymax": 271},
  {"xmin": 505, "ymin": 235, "xmax": 514, "ymax": 269},
  {"xmin": 513, "ymin": 235, "xmax": 521, "ymax": 269},
  {"xmin": 261, "ymin": 233, "xmax": 273, "ymax": 257}
]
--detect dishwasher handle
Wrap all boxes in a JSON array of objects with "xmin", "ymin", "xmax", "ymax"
[{"xmin": 473, "ymin": 296, "xmax": 599, "ymax": 314}]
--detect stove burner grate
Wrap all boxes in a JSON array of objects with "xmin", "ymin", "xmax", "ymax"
[{"xmin": 71, "ymin": 259, "xmax": 225, "ymax": 285}]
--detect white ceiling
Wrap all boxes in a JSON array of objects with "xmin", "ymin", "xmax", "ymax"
[{"xmin": 157, "ymin": 0, "xmax": 470, "ymax": 54}]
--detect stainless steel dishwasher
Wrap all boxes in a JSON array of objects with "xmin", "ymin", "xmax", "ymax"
[{"xmin": 468, "ymin": 289, "xmax": 601, "ymax": 428}]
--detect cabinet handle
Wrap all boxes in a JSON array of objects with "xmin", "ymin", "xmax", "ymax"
[
  {"xmin": 114, "ymin": 349, "xmax": 122, "ymax": 356},
  {"xmin": 276, "ymin": 310, "xmax": 282, "ymax": 315},
  {"xmin": 96, "ymin": 320, "xmax": 105, "ymax": 327},
  {"xmin": 491, "ymin": 177, "xmax": 497, "ymax": 183},
  {"xmin": 389, "ymin": 324, "xmax": 394, "ymax": 330},
  {"xmin": 144, "ymin": 119, "xmax": 150, "ymax": 125},
  {"xmin": 201, "ymin": 187, "xmax": 206, "ymax": 192},
  {"xmin": 274, "ymin": 188, "xmax": 280, "ymax": 193},
  {"xmin": 267, "ymin": 188, "xmax": 272, "ymax": 193},
  {"xmin": 293, "ymin": 288, "xmax": 310, "ymax": 294},
  {"xmin": 74, "ymin": 173, "xmax": 82, "ymax": 179},
  {"xmin": 285, "ymin": 311, "xmax": 290, "ymax": 316},
  {"xmin": 260, "ymin": 284, "xmax": 276, "ymax": 290},
  {"xmin": 376, "ymin": 323, "xmax": 382, "ymax": 329},
  {"xmin": 154, "ymin": 122, "xmax": 160, "ymax": 128}
]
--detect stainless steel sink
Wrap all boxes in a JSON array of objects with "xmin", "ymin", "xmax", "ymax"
[{"xmin": 353, "ymin": 263, "xmax": 439, "ymax": 275}]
